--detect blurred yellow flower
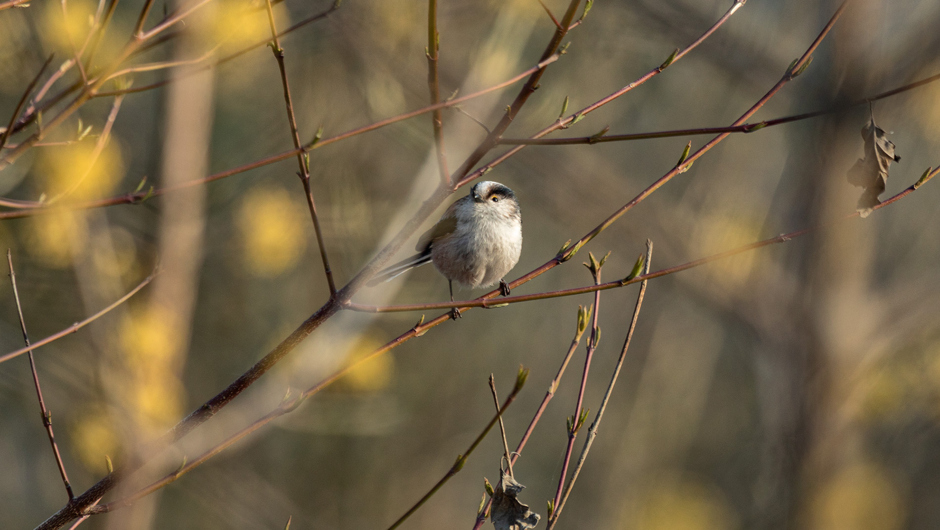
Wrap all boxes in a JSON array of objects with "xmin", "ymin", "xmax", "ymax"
[
  {"xmin": 238, "ymin": 186, "xmax": 307, "ymax": 277},
  {"xmin": 340, "ymin": 336, "xmax": 395, "ymax": 393},
  {"xmin": 210, "ymin": 0, "xmax": 288, "ymax": 50},
  {"xmin": 130, "ymin": 372, "xmax": 185, "ymax": 435},
  {"xmin": 120, "ymin": 305, "xmax": 183, "ymax": 365},
  {"xmin": 71, "ymin": 412, "xmax": 120, "ymax": 473},
  {"xmin": 809, "ymin": 462, "xmax": 907, "ymax": 530},
  {"xmin": 25, "ymin": 209, "xmax": 87, "ymax": 268},
  {"xmin": 632, "ymin": 475, "xmax": 738, "ymax": 530},
  {"xmin": 41, "ymin": 0, "xmax": 96, "ymax": 53},
  {"xmin": 693, "ymin": 211, "xmax": 763, "ymax": 288},
  {"xmin": 39, "ymin": 137, "xmax": 125, "ymax": 202}
]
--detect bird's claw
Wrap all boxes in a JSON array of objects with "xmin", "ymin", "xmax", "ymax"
[
  {"xmin": 450, "ymin": 307, "xmax": 462, "ymax": 320},
  {"xmin": 499, "ymin": 280, "xmax": 511, "ymax": 297}
]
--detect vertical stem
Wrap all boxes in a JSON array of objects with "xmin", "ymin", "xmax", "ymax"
[
  {"xmin": 426, "ymin": 0, "xmax": 451, "ymax": 185},
  {"xmin": 549, "ymin": 241, "xmax": 654, "ymax": 528},
  {"xmin": 263, "ymin": 0, "xmax": 337, "ymax": 294},
  {"xmin": 489, "ymin": 374, "xmax": 513, "ymax": 478},
  {"xmin": 7, "ymin": 250, "xmax": 74, "ymax": 500},
  {"xmin": 552, "ymin": 267, "xmax": 601, "ymax": 512}
]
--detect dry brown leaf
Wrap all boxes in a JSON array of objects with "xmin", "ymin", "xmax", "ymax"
[
  {"xmin": 491, "ymin": 472, "xmax": 540, "ymax": 530},
  {"xmin": 847, "ymin": 117, "xmax": 901, "ymax": 217}
]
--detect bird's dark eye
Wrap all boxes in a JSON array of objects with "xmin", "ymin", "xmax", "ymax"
[{"xmin": 491, "ymin": 196, "xmax": 499, "ymax": 202}]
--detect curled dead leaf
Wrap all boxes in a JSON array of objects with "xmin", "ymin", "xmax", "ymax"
[
  {"xmin": 847, "ymin": 117, "xmax": 900, "ymax": 218},
  {"xmin": 491, "ymin": 472, "xmax": 540, "ymax": 530}
]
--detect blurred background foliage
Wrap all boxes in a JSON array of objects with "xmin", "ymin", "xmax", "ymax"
[{"xmin": 1, "ymin": 0, "xmax": 940, "ymax": 528}]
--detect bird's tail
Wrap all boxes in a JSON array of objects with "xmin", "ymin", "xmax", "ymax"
[{"xmin": 366, "ymin": 251, "xmax": 433, "ymax": 286}]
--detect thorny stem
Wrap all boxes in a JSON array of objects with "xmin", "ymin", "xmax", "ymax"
[
  {"xmin": 549, "ymin": 241, "xmax": 653, "ymax": 529},
  {"xmin": 7, "ymin": 250, "xmax": 74, "ymax": 500},
  {"xmin": 263, "ymin": 0, "xmax": 336, "ymax": 294},
  {"xmin": 427, "ymin": 0, "xmax": 451, "ymax": 185},
  {"xmin": 552, "ymin": 264, "xmax": 602, "ymax": 513},
  {"xmin": 0, "ymin": 269, "xmax": 157, "ymax": 365}
]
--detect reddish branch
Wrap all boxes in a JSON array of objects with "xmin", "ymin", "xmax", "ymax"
[
  {"xmin": 7, "ymin": 251, "xmax": 74, "ymax": 500},
  {"xmin": 552, "ymin": 260, "xmax": 604, "ymax": 515},
  {"xmin": 426, "ymin": 0, "xmax": 451, "ymax": 185},
  {"xmin": 263, "ymin": 0, "xmax": 336, "ymax": 294},
  {"xmin": 497, "ymin": 70, "xmax": 940, "ymax": 146},
  {"xmin": 0, "ymin": 269, "xmax": 157, "ymax": 365}
]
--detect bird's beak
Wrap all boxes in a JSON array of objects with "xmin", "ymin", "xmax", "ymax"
[{"xmin": 472, "ymin": 191, "xmax": 484, "ymax": 203}]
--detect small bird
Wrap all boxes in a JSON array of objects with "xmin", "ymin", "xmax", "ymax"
[{"xmin": 369, "ymin": 181, "xmax": 522, "ymax": 319}]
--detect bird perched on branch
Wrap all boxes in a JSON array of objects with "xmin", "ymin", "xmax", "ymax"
[{"xmin": 369, "ymin": 181, "xmax": 522, "ymax": 319}]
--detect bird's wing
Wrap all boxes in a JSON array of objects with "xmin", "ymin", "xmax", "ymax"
[{"xmin": 415, "ymin": 199, "xmax": 461, "ymax": 252}]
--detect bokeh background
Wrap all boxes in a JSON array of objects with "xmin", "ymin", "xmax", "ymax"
[{"xmin": 2, "ymin": 0, "xmax": 940, "ymax": 528}]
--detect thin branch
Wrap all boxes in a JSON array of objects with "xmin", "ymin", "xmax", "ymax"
[
  {"xmin": 0, "ymin": 55, "xmax": 54, "ymax": 153},
  {"xmin": 0, "ymin": 268, "xmax": 157, "ymax": 365},
  {"xmin": 385, "ymin": 370, "xmax": 528, "ymax": 530},
  {"xmin": 551, "ymin": 258, "xmax": 603, "ymax": 513},
  {"xmin": 263, "ymin": 0, "xmax": 336, "ymax": 294},
  {"xmin": 60, "ymin": 0, "xmax": 89, "ymax": 84},
  {"xmin": 549, "ymin": 240, "xmax": 653, "ymax": 528},
  {"xmin": 45, "ymin": 94, "xmax": 125, "ymax": 205},
  {"xmin": 497, "ymin": 70, "xmax": 940, "ymax": 146},
  {"xmin": 0, "ymin": 54, "xmax": 561, "ymax": 218},
  {"xmin": 0, "ymin": 0, "xmax": 31, "ymax": 11},
  {"xmin": 489, "ymin": 374, "xmax": 513, "ymax": 478},
  {"xmin": 426, "ymin": 0, "xmax": 451, "ymax": 185},
  {"xmin": 133, "ymin": 0, "xmax": 156, "ymax": 36},
  {"xmin": 139, "ymin": 0, "xmax": 214, "ymax": 40},
  {"xmin": 7, "ymin": 250, "xmax": 74, "ymax": 500}
]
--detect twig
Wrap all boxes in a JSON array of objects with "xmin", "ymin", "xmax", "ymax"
[
  {"xmin": 0, "ymin": 55, "xmax": 54, "ymax": 153},
  {"xmin": 0, "ymin": 267, "xmax": 157, "ymax": 365},
  {"xmin": 263, "ymin": 0, "xmax": 336, "ymax": 294},
  {"xmin": 0, "ymin": 0, "xmax": 31, "ymax": 11},
  {"xmin": 497, "ymin": 69, "xmax": 940, "ymax": 146},
  {"xmin": 426, "ymin": 0, "xmax": 451, "ymax": 185},
  {"xmin": 548, "ymin": 241, "xmax": 653, "ymax": 528},
  {"xmin": 60, "ymin": 0, "xmax": 89, "ymax": 84},
  {"xmin": 385, "ymin": 369, "xmax": 528, "ymax": 530},
  {"xmin": 45, "ymin": 94, "xmax": 125, "ymax": 205},
  {"xmin": 489, "ymin": 374, "xmax": 513, "ymax": 478},
  {"xmin": 551, "ymin": 255, "xmax": 604, "ymax": 513},
  {"xmin": 133, "ymin": 0, "xmax": 157, "ymax": 37},
  {"xmin": 7, "ymin": 250, "xmax": 74, "ymax": 499}
]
